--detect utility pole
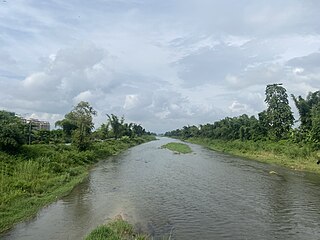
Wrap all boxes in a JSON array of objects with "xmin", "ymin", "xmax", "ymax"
[
  {"xmin": 28, "ymin": 120, "xmax": 32, "ymax": 145},
  {"xmin": 21, "ymin": 113, "xmax": 31, "ymax": 145}
]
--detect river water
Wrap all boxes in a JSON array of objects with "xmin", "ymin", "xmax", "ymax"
[{"xmin": 2, "ymin": 137, "xmax": 320, "ymax": 239}]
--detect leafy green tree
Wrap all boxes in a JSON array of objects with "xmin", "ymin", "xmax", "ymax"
[
  {"xmin": 165, "ymin": 114, "xmax": 262, "ymax": 141},
  {"xmin": 132, "ymin": 124, "xmax": 146, "ymax": 137},
  {"xmin": 264, "ymin": 84, "xmax": 294, "ymax": 140},
  {"xmin": 96, "ymin": 116, "xmax": 150, "ymax": 139},
  {"xmin": 292, "ymin": 91, "xmax": 320, "ymax": 131},
  {"xmin": 239, "ymin": 126, "xmax": 246, "ymax": 141},
  {"xmin": 181, "ymin": 125, "xmax": 199, "ymax": 139},
  {"xmin": 71, "ymin": 102, "xmax": 97, "ymax": 150},
  {"xmin": 55, "ymin": 118, "xmax": 77, "ymax": 142},
  {"xmin": 291, "ymin": 95, "xmax": 311, "ymax": 130},
  {"xmin": 257, "ymin": 110, "xmax": 269, "ymax": 139},
  {"xmin": 34, "ymin": 129, "xmax": 51, "ymax": 144},
  {"xmin": 165, "ymin": 128, "xmax": 182, "ymax": 138},
  {"xmin": 56, "ymin": 101, "xmax": 97, "ymax": 151},
  {"xmin": 0, "ymin": 110, "xmax": 26, "ymax": 152},
  {"xmin": 123, "ymin": 123, "xmax": 133, "ymax": 138},
  {"xmin": 50, "ymin": 129, "xmax": 65, "ymax": 144},
  {"xmin": 94, "ymin": 123, "xmax": 110, "ymax": 140},
  {"xmin": 311, "ymin": 102, "xmax": 320, "ymax": 145},
  {"xmin": 107, "ymin": 114, "xmax": 125, "ymax": 139}
]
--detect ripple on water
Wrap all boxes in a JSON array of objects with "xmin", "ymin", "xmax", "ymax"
[{"xmin": 2, "ymin": 138, "xmax": 320, "ymax": 240}]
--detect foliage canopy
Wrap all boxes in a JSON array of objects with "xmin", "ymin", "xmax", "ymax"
[{"xmin": 0, "ymin": 110, "xmax": 26, "ymax": 152}]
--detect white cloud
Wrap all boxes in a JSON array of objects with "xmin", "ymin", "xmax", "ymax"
[
  {"xmin": 73, "ymin": 90, "xmax": 94, "ymax": 103},
  {"xmin": 229, "ymin": 101, "xmax": 249, "ymax": 113},
  {"xmin": 124, "ymin": 95, "xmax": 139, "ymax": 109},
  {"xmin": 1, "ymin": 1, "xmax": 320, "ymax": 132},
  {"xmin": 225, "ymin": 74, "xmax": 240, "ymax": 86},
  {"xmin": 293, "ymin": 68, "xmax": 304, "ymax": 75}
]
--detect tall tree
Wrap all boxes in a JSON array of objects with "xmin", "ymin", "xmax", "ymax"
[
  {"xmin": 311, "ymin": 102, "xmax": 320, "ymax": 144},
  {"xmin": 264, "ymin": 84, "xmax": 294, "ymax": 140},
  {"xmin": 291, "ymin": 95, "xmax": 311, "ymax": 130},
  {"xmin": 292, "ymin": 91, "xmax": 320, "ymax": 131},
  {"xmin": 132, "ymin": 124, "xmax": 146, "ymax": 137},
  {"xmin": 94, "ymin": 123, "xmax": 110, "ymax": 140},
  {"xmin": 107, "ymin": 114, "xmax": 125, "ymax": 139},
  {"xmin": 123, "ymin": 123, "xmax": 133, "ymax": 138},
  {"xmin": 257, "ymin": 110, "xmax": 270, "ymax": 139},
  {"xmin": 55, "ymin": 118, "xmax": 77, "ymax": 142},
  {"xmin": 56, "ymin": 101, "xmax": 97, "ymax": 151},
  {"xmin": 0, "ymin": 110, "xmax": 26, "ymax": 152}
]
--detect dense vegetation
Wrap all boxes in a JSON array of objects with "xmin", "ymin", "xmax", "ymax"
[
  {"xmin": 0, "ymin": 102, "xmax": 155, "ymax": 233},
  {"xmin": 0, "ymin": 101, "xmax": 155, "ymax": 153},
  {"xmin": 85, "ymin": 218, "xmax": 149, "ymax": 240},
  {"xmin": 165, "ymin": 84, "xmax": 320, "ymax": 172},
  {"xmin": 161, "ymin": 142, "xmax": 192, "ymax": 154},
  {"xmin": 0, "ymin": 111, "xmax": 27, "ymax": 153}
]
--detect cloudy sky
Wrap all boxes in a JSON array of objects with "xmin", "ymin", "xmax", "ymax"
[{"xmin": 1, "ymin": 0, "xmax": 320, "ymax": 133}]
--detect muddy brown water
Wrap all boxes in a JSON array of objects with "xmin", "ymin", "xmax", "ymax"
[{"xmin": 2, "ymin": 137, "xmax": 320, "ymax": 239}]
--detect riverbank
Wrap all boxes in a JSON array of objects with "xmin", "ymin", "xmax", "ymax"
[
  {"xmin": 0, "ymin": 136, "xmax": 155, "ymax": 233},
  {"xmin": 187, "ymin": 137, "xmax": 320, "ymax": 174}
]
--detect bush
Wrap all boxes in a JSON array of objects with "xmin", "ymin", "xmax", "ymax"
[{"xmin": 85, "ymin": 219, "xmax": 147, "ymax": 240}]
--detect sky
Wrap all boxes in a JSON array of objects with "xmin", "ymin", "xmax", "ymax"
[{"xmin": 0, "ymin": 0, "xmax": 320, "ymax": 133}]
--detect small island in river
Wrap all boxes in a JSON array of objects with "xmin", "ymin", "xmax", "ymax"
[{"xmin": 161, "ymin": 142, "xmax": 192, "ymax": 154}]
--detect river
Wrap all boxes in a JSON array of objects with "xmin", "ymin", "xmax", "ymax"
[{"xmin": 2, "ymin": 137, "xmax": 320, "ymax": 239}]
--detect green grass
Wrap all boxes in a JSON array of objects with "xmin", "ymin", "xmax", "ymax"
[
  {"xmin": 188, "ymin": 137, "xmax": 320, "ymax": 174},
  {"xmin": 0, "ymin": 136, "xmax": 155, "ymax": 233},
  {"xmin": 85, "ymin": 219, "xmax": 148, "ymax": 240},
  {"xmin": 161, "ymin": 142, "xmax": 192, "ymax": 154}
]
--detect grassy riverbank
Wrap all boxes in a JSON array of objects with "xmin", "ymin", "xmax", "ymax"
[
  {"xmin": 85, "ymin": 218, "xmax": 149, "ymax": 240},
  {"xmin": 161, "ymin": 142, "xmax": 192, "ymax": 154},
  {"xmin": 188, "ymin": 138, "xmax": 320, "ymax": 174},
  {"xmin": 0, "ymin": 136, "xmax": 155, "ymax": 233}
]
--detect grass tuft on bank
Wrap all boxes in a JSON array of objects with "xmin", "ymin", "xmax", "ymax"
[
  {"xmin": 85, "ymin": 219, "xmax": 149, "ymax": 240},
  {"xmin": 161, "ymin": 142, "xmax": 192, "ymax": 154},
  {"xmin": 0, "ymin": 136, "xmax": 155, "ymax": 233}
]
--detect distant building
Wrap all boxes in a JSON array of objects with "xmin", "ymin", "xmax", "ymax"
[
  {"xmin": 40, "ymin": 121, "xmax": 50, "ymax": 131},
  {"xmin": 28, "ymin": 118, "xmax": 50, "ymax": 131},
  {"xmin": 15, "ymin": 115, "xmax": 51, "ymax": 131}
]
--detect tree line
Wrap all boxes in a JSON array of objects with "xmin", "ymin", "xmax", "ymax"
[
  {"xmin": 0, "ymin": 101, "xmax": 154, "ymax": 152},
  {"xmin": 165, "ymin": 84, "xmax": 320, "ymax": 149}
]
